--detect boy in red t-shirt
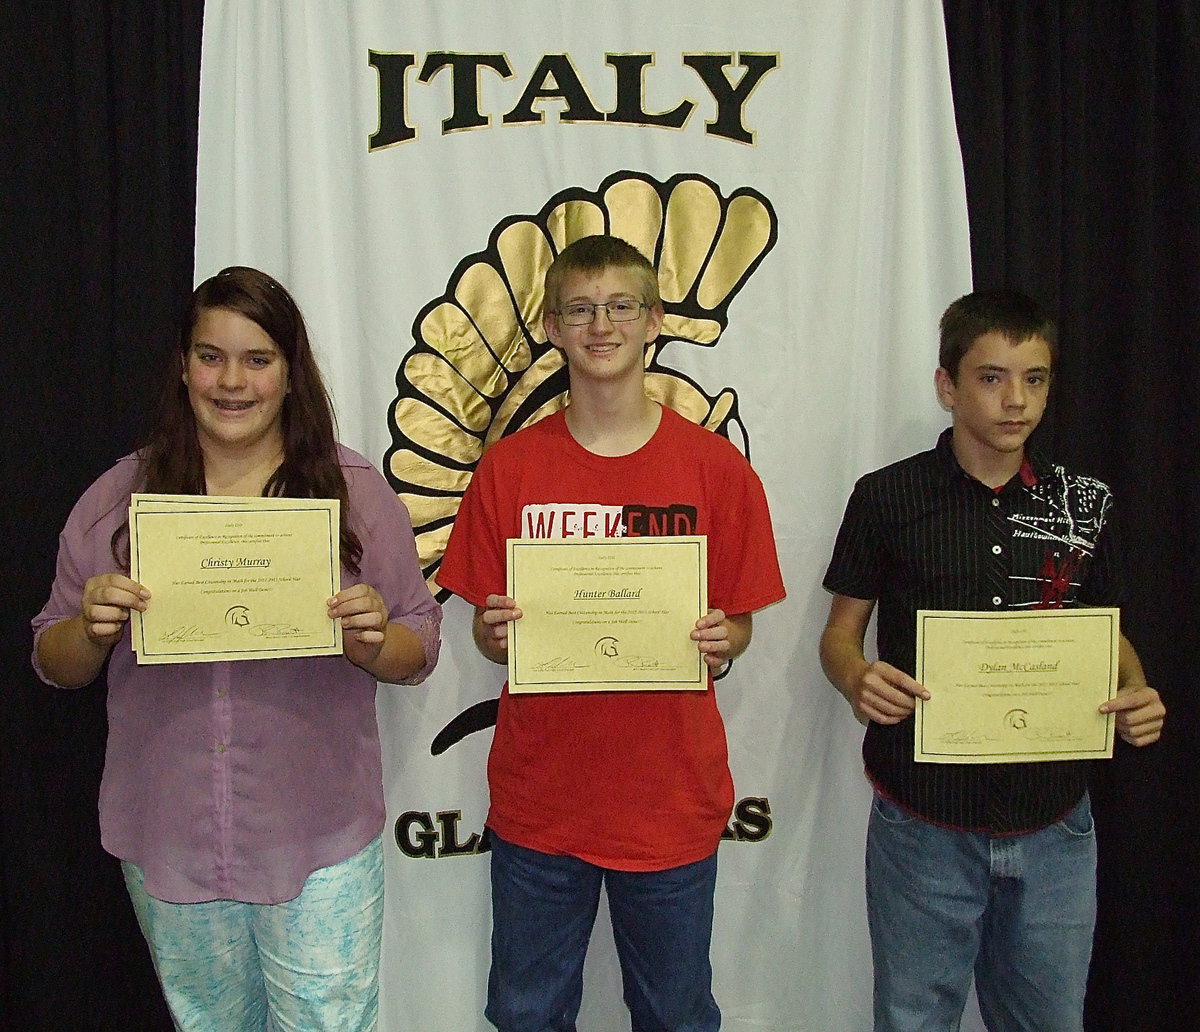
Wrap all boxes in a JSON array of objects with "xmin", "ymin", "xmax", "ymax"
[{"xmin": 438, "ymin": 235, "xmax": 785, "ymax": 1031}]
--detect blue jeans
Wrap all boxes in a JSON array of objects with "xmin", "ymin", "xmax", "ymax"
[
  {"xmin": 866, "ymin": 792, "xmax": 1097, "ymax": 1032},
  {"xmin": 122, "ymin": 837, "xmax": 384, "ymax": 1032},
  {"xmin": 486, "ymin": 832, "xmax": 721, "ymax": 1032}
]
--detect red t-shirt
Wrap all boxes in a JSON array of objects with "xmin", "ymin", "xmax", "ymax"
[{"xmin": 438, "ymin": 406, "xmax": 785, "ymax": 870}]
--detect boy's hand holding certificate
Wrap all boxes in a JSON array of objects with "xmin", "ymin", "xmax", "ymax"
[
  {"xmin": 128, "ymin": 494, "xmax": 342, "ymax": 664},
  {"xmin": 914, "ymin": 608, "xmax": 1120, "ymax": 763}
]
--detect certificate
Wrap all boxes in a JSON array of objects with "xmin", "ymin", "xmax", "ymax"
[
  {"xmin": 506, "ymin": 536, "xmax": 708, "ymax": 693},
  {"xmin": 128, "ymin": 494, "xmax": 342, "ymax": 664},
  {"xmin": 914, "ymin": 609, "xmax": 1119, "ymax": 763}
]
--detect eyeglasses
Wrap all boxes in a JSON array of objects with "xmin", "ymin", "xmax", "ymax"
[{"xmin": 556, "ymin": 300, "xmax": 647, "ymax": 326}]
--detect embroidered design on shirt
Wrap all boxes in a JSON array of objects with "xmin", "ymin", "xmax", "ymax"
[
  {"xmin": 1036, "ymin": 548, "xmax": 1085, "ymax": 608},
  {"xmin": 1009, "ymin": 466, "xmax": 1111, "ymax": 552}
]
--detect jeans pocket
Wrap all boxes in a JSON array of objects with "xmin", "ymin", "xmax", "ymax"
[
  {"xmin": 1055, "ymin": 793, "xmax": 1095, "ymax": 838},
  {"xmin": 871, "ymin": 792, "xmax": 918, "ymax": 827}
]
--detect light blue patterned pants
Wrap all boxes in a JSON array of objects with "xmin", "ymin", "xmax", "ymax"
[{"xmin": 122, "ymin": 837, "xmax": 384, "ymax": 1032}]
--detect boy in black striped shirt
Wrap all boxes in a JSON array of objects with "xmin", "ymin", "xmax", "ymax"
[{"xmin": 820, "ymin": 290, "xmax": 1164, "ymax": 1032}]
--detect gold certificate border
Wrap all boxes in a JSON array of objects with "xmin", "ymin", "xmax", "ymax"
[
  {"xmin": 129, "ymin": 495, "xmax": 341, "ymax": 664},
  {"xmin": 914, "ymin": 608, "xmax": 1119, "ymax": 763},
  {"xmin": 507, "ymin": 536, "xmax": 708, "ymax": 694}
]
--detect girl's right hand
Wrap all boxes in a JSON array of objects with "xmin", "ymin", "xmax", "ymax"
[{"xmin": 81, "ymin": 574, "xmax": 150, "ymax": 647}]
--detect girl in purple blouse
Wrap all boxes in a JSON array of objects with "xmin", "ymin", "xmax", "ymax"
[{"xmin": 33, "ymin": 267, "xmax": 441, "ymax": 1032}]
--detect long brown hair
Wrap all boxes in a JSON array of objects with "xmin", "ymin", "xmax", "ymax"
[{"xmin": 116, "ymin": 266, "xmax": 363, "ymax": 573}]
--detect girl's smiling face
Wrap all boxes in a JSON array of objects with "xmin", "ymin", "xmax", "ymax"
[{"xmin": 183, "ymin": 307, "xmax": 289, "ymax": 460}]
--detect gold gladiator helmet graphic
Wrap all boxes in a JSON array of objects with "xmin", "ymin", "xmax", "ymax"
[{"xmin": 385, "ymin": 170, "xmax": 778, "ymax": 600}]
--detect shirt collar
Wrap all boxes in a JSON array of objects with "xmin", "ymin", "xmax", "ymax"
[{"xmin": 934, "ymin": 426, "xmax": 1045, "ymax": 492}]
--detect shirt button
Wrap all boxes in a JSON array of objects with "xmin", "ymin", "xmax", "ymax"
[
  {"xmin": 217, "ymin": 689, "xmax": 228, "ymax": 697},
  {"xmin": 216, "ymin": 743, "xmax": 227, "ymax": 754},
  {"xmin": 992, "ymin": 497, "xmax": 1000, "ymax": 507},
  {"xmin": 992, "ymin": 596, "xmax": 1003, "ymax": 606},
  {"xmin": 991, "ymin": 545, "xmax": 1002, "ymax": 555}
]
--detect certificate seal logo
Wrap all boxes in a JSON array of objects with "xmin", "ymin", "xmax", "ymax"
[
  {"xmin": 225, "ymin": 605, "xmax": 251, "ymax": 628},
  {"xmin": 595, "ymin": 636, "xmax": 620, "ymax": 659},
  {"xmin": 1004, "ymin": 708, "xmax": 1029, "ymax": 731}
]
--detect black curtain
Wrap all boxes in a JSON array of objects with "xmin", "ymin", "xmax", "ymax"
[
  {"xmin": 2, "ymin": 3, "xmax": 1195, "ymax": 1030},
  {"xmin": 943, "ymin": 3, "xmax": 1199, "ymax": 1029},
  {"xmin": 1, "ymin": 3, "xmax": 203, "ymax": 1028}
]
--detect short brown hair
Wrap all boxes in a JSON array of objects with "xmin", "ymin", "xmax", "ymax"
[{"xmin": 939, "ymin": 290, "xmax": 1057, "ymax": 381}]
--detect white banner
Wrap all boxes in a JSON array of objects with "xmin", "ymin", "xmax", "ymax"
[{"xmin": 196, "ymin": 3, "xmax": 973, "ymax": 1029}]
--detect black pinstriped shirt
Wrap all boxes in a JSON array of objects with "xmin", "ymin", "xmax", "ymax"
[{"xmin": 823, "ymin": 428, "xmax": 1121, "ymax": 832}]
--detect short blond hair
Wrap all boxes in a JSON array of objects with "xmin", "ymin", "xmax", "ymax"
[{"xmin": 544, "ymin": 235, "xmax": 661, "ymax": 315}]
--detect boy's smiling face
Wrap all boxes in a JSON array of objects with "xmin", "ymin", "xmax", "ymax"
[{"xmin": 544, "ymin": 265, "xmax": 662, "ymax": 384}]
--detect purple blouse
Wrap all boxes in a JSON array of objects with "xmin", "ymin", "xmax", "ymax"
[{"xmin": 32, "ymin": 445, "xmax": 441, "ymax": 904}]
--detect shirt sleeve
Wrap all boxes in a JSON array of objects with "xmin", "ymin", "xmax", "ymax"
[
  {"xmin": 822, "ymin": 476, "xmax": 882, "ymax": 602},
  {"xmin": 347, "ymin": 459, "xmax": 443, "ymax": 684},
  {"xmin": 30, "ymin": 464, "xmax": 132, "ymax": 687},
  {"xmin": 706, "ymin": 454, "xmax": 786, "ymax": 616},
  {"xmin": 1078, "ymin": 496, "xmax": 1123, "ymax": 609},
  {"xmin": 436, "ymin": 445, "xmax": 507, "ymax": 608}
]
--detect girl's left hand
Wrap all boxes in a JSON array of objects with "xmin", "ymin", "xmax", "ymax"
[{"xmin": 329, "ymin": 584, "xmax": 388, "ymax": 661}]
